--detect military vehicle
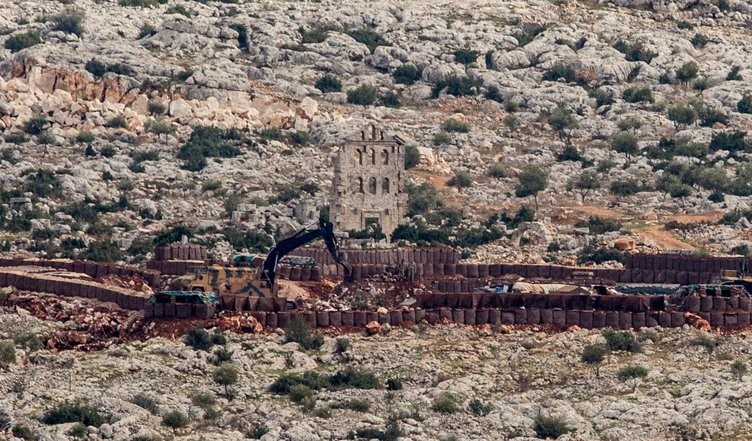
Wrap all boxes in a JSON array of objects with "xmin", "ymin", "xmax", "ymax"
[{"xmin": 170, "ymin": 219, "xmax": 351, "ymax": 299}]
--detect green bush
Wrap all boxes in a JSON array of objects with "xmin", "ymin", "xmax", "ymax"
[
  {"xmin": 119, "ymin": 0, "xmax": 166, "ymax": 6},
  {"xmin": 386, "ymin": 378, "xmax": 403, "ymax": 390},
  {"xmin": 676, "ymin": 61, "xmax": 699, "ymax": 82},
  {"xmin": 602, "ymin": 329, "xmax": 642, "ymax": 352},
  {"xmin": 346, "ymin": 29, "xmax": 389, "ymax": 53},
  {"xmin": 610, "ymin": 179, "xmax": 641, "ymax": 196},
  {"xmin": 14, "ymin": 332, "xmax": 41, "ymax": 351},
  {"xmin": 354, "ymin": 418, "xmax": 403, "ymax": 441},
  {"xmin": 533, "ymin": 414, "xmax": 571, "ymax": 439},
  {"xmin": 52, "ymin": 8, "xmax": 85, "ymax": 37},
  {"xmin": 190, "ymin": 392, "xmax": 216, "ymax": 409},
  {"xmin": 433, "ymin": 132, "xmax": 451, "ymax": 145},
  {"xmin": 727, "ymin": 66, "xmax": 742, "ymax": 81},
  {"xmin": 85, "ymin": 59, "xmax": 106, "ymax": 77},
  {"xmin": 514, "ymin": 166, "xmax": 548, "ymax": 207},
  {"xmin": 288, "ymin": 131, "xmax": 311, "ymax": 146},
  {"xmin": 329, "ymin": 368, "xmax": 380, "ymax": 390},
  {"xmin": 315, "ymin": 74, "xmax": 341, "ymax": 93},
  {"xmin": 431, "ymin": 393, "xmax": 460, "ymax": 414},
  {"xmin": 289, "ymin": 384, "xmax": 315, "ymax": 403},
  {"xmin": 146, "ymin": 118, "xmax": 175, "ymax": 135},
  {"xmin": 4, "ymin": 31, "xmax": 42, "ymax": 52},
  {"xmin": 68, "ymin": 423, "xmax": 87, "ymax": 438},
  {"xmin": 23, "ymin": 114, "xmax": 47, "ymax": 135},
  {"xmin": 177, "ymin": 126, "xmax": 243, "ymax": 171},
  {"xmin": 454, "ymin": 48, "xmax": 479, "ymax": 65},
  {"xmin": 347, "ymin": 85, "xmax": 379, "ymax": 105},
  {"xmin": 138, "ymin": 23, "xmax": 157, "ymax": 39},
  {"xmin": 25, "ymin": 169, "xmax": 61, "ymax": 198},
  {"xmin": 335, "ymin": 337, "xmax": 350, "ymax": 353},
  {"xmin": 622, "ymin": 87, "xmax": 653, "ymax": 103},
  {"xmin": 613, "ymin": 40, "xmax": 657, "ymax": 63},
  {"xmin": 285, "ymin": 317, "xmax": 324, "ymax": 350},
  {"xmin": 4, "ymin": 132, "xmax": 29, "ymax": 144},
  {"xmin": 699, "ymin": 107, "xmax": 729, "ymax": 127},
  {"xmin": 147, "ymin": 101, "xmax": 167, "ymax": 115},
  {"xmin": 165, "ymin": 5, "xmax": 190, "ymax": 16},
  {"xmin": 588, "ymin": 87, "xmax": 614, "ymax": 108},
  {"xmin": 442, "ymin": 119, "xmax": 470, "ymax": 133},
  {"xmin": 131, "ymin": 393, "xmax": 160, "ymax": 415},
  {"xmin": 0, "ymin": 340, "xmax": 16, "ymax": 368},
  {"xmin": 333, "ymin": 398, "xmax": 370, "ymax": 412},
  {"xmin": 229, "ymin": 23, "xmax": 249, "ymax": 50},
  {"xmin": 269, "ymin": 371, "xmax": 328, "ymax": 394},
  {"xmin": 548, "ymin": 106, "xmax": 577, "ymax": 138},
  {"xmin": 737, "ymin": 94, "xmax": 752, "ymax": 114},
  {"xmin": 709, "ymin": 130, "xmax": 748, "ymax": 153},
  {"xmin": 581, "ymin": 344, "xmax": 607, "ymax": 377},
  {"xmin": 380, "ymin": 91, "xmax": 400, "ymax": 108},
  {"xmin": 247, "ymin": 424, "xmax": 269, "ymax": 439},
  {"xmin": 37, "ymin": 131, "xmax": 56, "ymax": 145},
  {"xmin": 611, "ymin": 131, "xmax": 639, "ymax": 158},
  {"xmin": 577, "ymin": 246, "xmax": 625, "ymax": 265},
  {"xmin": 468, "ymin": 399, "xmax": 492, "ymax": 416},
  {"xmin": 487, "ymin": 163, "xmax": 507, "ymax": 178},
  {"xmin": 42, "ymin": 403, "xmax": 107, "ymax": 427},
  {"xmin": 12, "ymin": 425, "xmax": 35, "ymax": 441},
  {"xmin": 542, "ymin": 64, "xmax": 576, "ymax": 82},
  {"xmin": 162, "ymin": 410, "xmax": 188, "ymax": 430},
  {"xmin": 731, "ymin": 360, "xmax": 747, "ymax": 380},
  {"xmin": 107, "ymin": 115, "xmax": 128, "ymax": 129},
  {"xmin": 432, "ymin": 76, "xmax": 478, "ymax": 97},
  {"xmin": 393, "ymin": 64, "xmax": 422, "ymax": 85},
  {"xmin": 447, "ymin": 171, "xmax": 473, "ymax": 189},
  {"xmin": 575, "ymin": 216, "xmax": 621, "ymax": 235},
  {"xmin": 617, "ymin": 365, "xmax": 648, "ymax": 390},
  {"xmin": 184, "ymin": 328, "xmax": 215, "ymax": 351},
  {"xmin": 76, "ymin": 131, "xmax": 95, "ymax": 143}
]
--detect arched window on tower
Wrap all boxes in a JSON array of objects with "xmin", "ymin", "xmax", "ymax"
[
  {"xmin": 357, "ymin": 177, "xmax": 364, "ymax": 193},
  {"xmin": 368, "ymin": 177, "xmax": 377, "ymax": 194},
  {"xmin": 371, "ymin": 149, "xmax": 376, "ymax": 165},
  {"xmin": 382, "ymin": 177, "xmax": 390, "ymax": 194},
  {"xmin": 382, "ymin": 150, "xmax": 389, "ymax": 164},
  {"xmin": 356, "ymin": 149, "xmax": 363, "ymax": 165}
]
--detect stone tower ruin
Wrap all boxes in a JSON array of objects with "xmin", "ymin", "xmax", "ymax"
[{"xmin": 330, "ymin": 124, "xmax": 408, "ymax": 236}]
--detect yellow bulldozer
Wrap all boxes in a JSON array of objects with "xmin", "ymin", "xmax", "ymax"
[{"xmin": 169, "ymin": 219, "xmax": 351, "ymax": 300}]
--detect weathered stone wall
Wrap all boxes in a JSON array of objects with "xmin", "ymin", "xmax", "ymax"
[{"xmin": 330, "ymin": 124, "xmax": 408, "ymax": 236}]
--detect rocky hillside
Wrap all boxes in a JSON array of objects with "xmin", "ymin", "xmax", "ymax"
[
  {"xmin": 2, "ymin": 0, "xmax": 752, "ymax": 263},
  {"xmin": 1, "ymin": 305, "xmax": 751, "ymax": 441}
]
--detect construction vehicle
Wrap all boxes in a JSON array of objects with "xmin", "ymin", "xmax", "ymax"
[{"xmin": 170, "ymin": 219, "xmax": 351, "ymax": 299}]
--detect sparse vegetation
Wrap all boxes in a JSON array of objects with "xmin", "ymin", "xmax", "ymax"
[
  {"xmin": 431, "ymin": 392, "xmax": 460, "ymax": 414},
  {"xmin": 162, "ymin": 410, "xmax": 189, "ymax": 430},
  {"xmin": 51, "ymin": 8, "xmax": 85, "ymax": 37},
  {"xmin": 602, "ymin": 329, "xmax": 642, "ymax": 353},
  {"xmin": 581, "ymin": 344, "xmax": 607, "ymax": 377},
  {"xmin": 0, "ymin": 341, "xmax": 16, "ymax": 368},
  {"xmin": 533, "ymin": 414, "xmax": 571, "ymax": 439},
  {"xmin": 42, "ymin": 403, "xmax": 107, "ymax": 427},
  {"xmin": 347, "ymin": 84, "xmax": 379, "ymax": 105},
  {"xmin": 393, "ymin": 64, "xmax": 422, "ymax": 85},
  {"xmin": 617, "ymin": 365, "xmax": 648, "ymax": 391},
  {"xmin": 315, "ymin": 74, "xmax": 342, "ymax": 93},
  {"xmin": 285, "ymin": 317, "xmax": 324, "ymax": 350},
  {"xmin": 4, "ymin": 31, "xmax": 42, "ymax": 52}
]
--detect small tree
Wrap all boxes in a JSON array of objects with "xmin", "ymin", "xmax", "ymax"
[
  {"xmin": 573, "ymin": 170, "xmax": 600, "ymax": 202},
  {"xmin": 676, "ymin": 61, "xmax": 699, "ymax": 83},
  {"xmin": 213, "ymin": 363, "xmax": 240, "ymax": 398},
  {"xmin": 515, "ymin": 166, "xmax": 548, "ymax": 209},
  {"xmin": 667, "ymin": 105, "xmax": 698, "ymax": 129},
  {"xmin": 617, "ymin": 116, "xmax": 642, "ymax": 132},
  {"xmin": 611, "ymin": 131, "xmax": 639, "ymax": 160},
  {"xmin": 617, "ymin": 365, "xmax": 648, "ymax": 392},
  {"xmin": 24, "ymin": 114, "xmax": 48, "ymax": 135},
  {"xmin": 547, "ymin": 106, "xmax": 578, "ymax": 140},
  {"xmin": 4, "ymin": 31, "xmax": 42, "ymax": 52},
  {"xmin": 404, "ymin": 145, "xmax": 420, "ymax": 169},
  {"xmin": 533, "ymin": 414, "xmax": 571, "ymax": 439},
  {"xmin": 392, "ymin": 64, "xmax": 422, "ymax": 85},
  {"xmin": 453, "ymin": 48, "xmax": 479, "ymax": 65},
  {"xmin": 581, "ymin": 344, "xmax": 607, "ymax": 377}
]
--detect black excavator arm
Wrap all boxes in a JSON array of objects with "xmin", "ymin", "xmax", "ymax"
[{"xmin": 260, "ymin": 219, "xmax": 351, "ymax": 288}]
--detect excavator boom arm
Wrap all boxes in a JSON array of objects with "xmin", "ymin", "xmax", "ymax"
[{"xmin": 261, "ymin": 219, "xmax": 351, "ymax": 288}]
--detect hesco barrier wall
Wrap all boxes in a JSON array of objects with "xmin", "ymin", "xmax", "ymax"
[
  {"xmin": 319, "ymin": 262, "xmax": 721, "ymax": 285},
  {"xmin": 204, "ymin": 307, "xmax": 751, "ymax": 330},
  {"xmin": 148, "ymin": 260, "xmax": 324, "ymax": 282},
  {"xmin": 291, "ymin": 247, "xmax": 461, "ymax": 266},
  {"xmin": 0, "ymin": 258, "xmax": 161, "ymax": 286},
  {"xmin": 0, "ymin": 268, "xmax": 152, "ymax": 311},
  {"xmin": 154, "ymin": 244, "xmax": 208, "ymax": 261},
  {"xmin": 625, "ymin": 253, "xmax": 748, "ymax": 272}
]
